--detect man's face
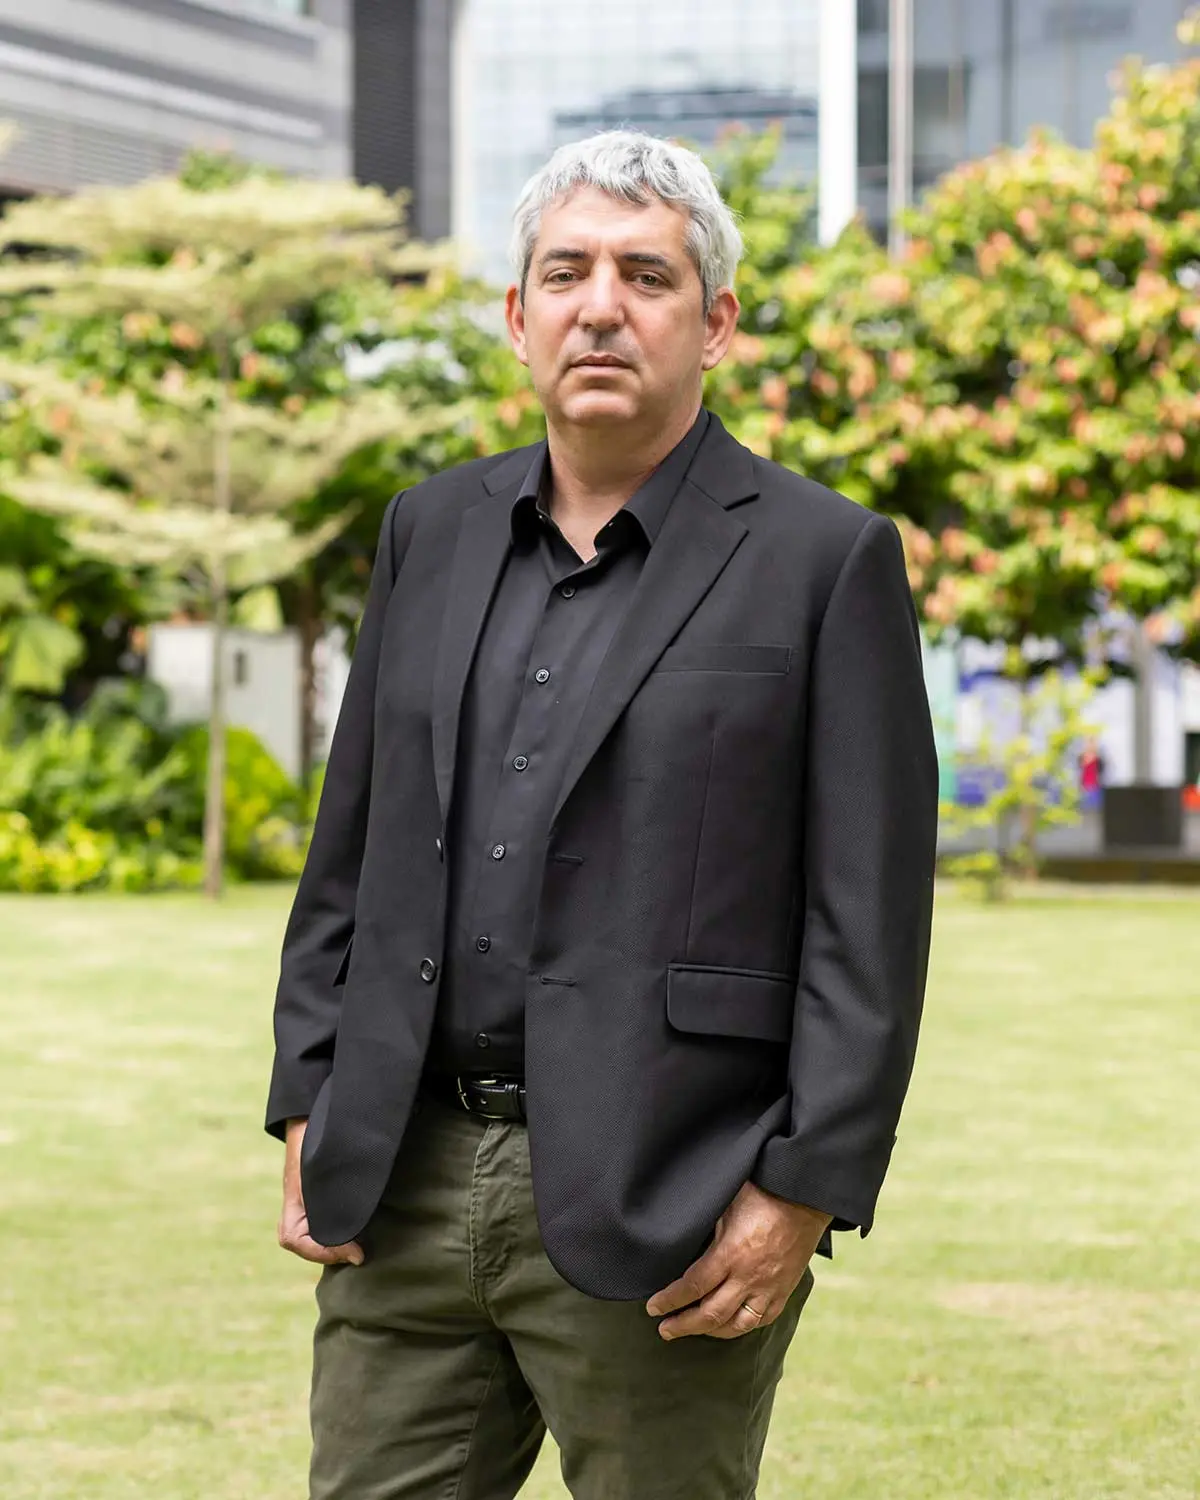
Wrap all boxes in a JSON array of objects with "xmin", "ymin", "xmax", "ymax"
[{"xmin": 505, "ymin": 186, "xmax": 738, "ymax": 432}]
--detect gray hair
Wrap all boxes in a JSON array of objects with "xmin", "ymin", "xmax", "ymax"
[{"xmin": 510, "ymin": 130, "xmax": 743, "ymax": 316}]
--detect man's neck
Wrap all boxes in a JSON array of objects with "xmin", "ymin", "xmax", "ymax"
[{"xmin": 543, "ymin": 402, "xmax": 702, "ymax": 543}]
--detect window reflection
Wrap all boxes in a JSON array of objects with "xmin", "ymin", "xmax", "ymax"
[
  {"xmin": 856, "ymin": 0, "xmax": 890, "ymax": 240},
  {"xmin": 233, "ymin": 0, "xmax": 313, "ymax": 16},
  {"xmin": 862, "ymin": 0, "xmax": 1184, "ymax": 240},
  {"xmin": 466, "ymin": 0, "xmax": 820, "ymax": 278}
]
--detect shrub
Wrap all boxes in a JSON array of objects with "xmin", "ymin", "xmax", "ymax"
[
  {"xmin": 0, "ymin": 811, "xmax": 206, "ymax": 893},
  {"xmin": 939, "ymin": 665, "xmax": 1101, "ymax": 899},
  {"xmin": 0, "ymin": 678, "xmax": 309, "ymax": 892},
  {"xmin": 176, "ymin": 724, "xmax": 308, "ymax": 879}
]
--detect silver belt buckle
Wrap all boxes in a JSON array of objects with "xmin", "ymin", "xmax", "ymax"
[{"xmin": 456, "ymin": 1074, "xmax": 508, "ymax": 1120}]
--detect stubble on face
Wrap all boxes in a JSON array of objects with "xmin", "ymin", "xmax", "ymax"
[{"xmin": 508, "ymin": 187, "xmax": 710, "ymax": 437}]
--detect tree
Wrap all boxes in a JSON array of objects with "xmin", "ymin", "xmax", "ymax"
[
  {"xmin": 0, "ymin": 173, "xmax": 457, "ymax": 895},
  {"xmin": 0, "ymin": 123, "xmax": 148, "ymax": 706},
  {"xmin": 905, "ymin": 11, "xmax": 1200, "ymax": 687},
  {"xmin": 705, "ymin": 126, "xmax": 965, "ymax": 549}
]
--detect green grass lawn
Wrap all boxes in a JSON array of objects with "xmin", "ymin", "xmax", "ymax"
[{"xmin": 1, "ymin": 883, "xmax": 1197, "ymax": 1499}]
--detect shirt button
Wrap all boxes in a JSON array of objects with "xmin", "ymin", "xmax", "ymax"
[
  {"xmin": 475, "ymin": 935, "xmax": 491, "ymax": 953},
  {"xmin": 491, "ymin": 843, "xmax": 506, "ymax": 860},
  {"xmin": 513, "ymin": 755, "xmax": 529, "ymax": 771},
  {"xmin": 474, "ymin": 1032, "xmax": 491, "ymax": 1049},
  {"xmin": 560, "ymin": 584, "xmax": 576, "ymax": 598},
  {"xmin": 535, "ymin": 667, "xmax": 551, "ymax": 684},
  {"xmin": 419, "ymin": 957, "xmax": 438, "ymax": 983}
]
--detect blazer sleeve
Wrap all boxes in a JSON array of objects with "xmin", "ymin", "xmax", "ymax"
[
  {"xmin": 264, "ymin": 492, "xmax": 404, "ymax": 1140},
  {"xmin": 751, "ymin": 511, "xmax": 938, "ymax": 1234}
]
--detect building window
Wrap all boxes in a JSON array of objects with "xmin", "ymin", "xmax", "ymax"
[
  {"xmin": 239, "ymin": 0, "xmax": 314, "ymax": 17},
  {"xmin": 1041, "ymin": 2, "xmax": 1132, "ymax": 42},
  {"xmin": 858, "ymin": 0, "xmax": 1183, "ymax": 246},
  {"xmin": 464, "ymin": 0, "xmax": 821, "ymax": 279},
  {"xmin": 858, "ymin": 0, "xmax": 890, "ymax": 34}
]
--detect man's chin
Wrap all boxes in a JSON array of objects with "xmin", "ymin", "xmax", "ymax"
[{"xmin": 555, "ymin": 390, "xmax": 642, "ymax": 427}]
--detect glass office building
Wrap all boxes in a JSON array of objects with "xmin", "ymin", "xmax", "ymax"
[
  {"xmin": 457, "ymin": 0, "xmax": 820, "ymax": 280},
  {"xmin": 857, "ymin": 0, "xmax": 1192, "ymax": 239},
  {"xmin": 0, "ymin": 0, "xmax": 350, "ymax": 198}
]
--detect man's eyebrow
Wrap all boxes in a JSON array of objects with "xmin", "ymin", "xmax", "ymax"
[
  {"xmin": 536, "ymin": 248, "xmax": 678, "ymax": 272},
  {"xmin": 621, "ymin": 252, "xmax": 675, "ymax": 271},
  {"xmin": 536, "ymin": 247, "xmax": 588, "ymax": 268}
]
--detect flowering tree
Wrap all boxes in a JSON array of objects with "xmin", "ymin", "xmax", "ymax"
[
  {"xmin": 906, "ymin": 12, "xmax": 1200, "ymax": 664},
  {"xmin": 706, "ymin": 128, "xmax": 964, "ymax": 541}
]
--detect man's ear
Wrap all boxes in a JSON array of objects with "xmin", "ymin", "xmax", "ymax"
[
  {"xmin": 701, "ymin": 287, "xmax": 741, "ymax": 372},
  {"xmin": 505, "ymin": 284, "xmax": 530, "ymax": 367}
]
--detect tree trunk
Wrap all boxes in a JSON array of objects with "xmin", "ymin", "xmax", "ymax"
[
  {"xmin": 203, "ymin": 348, "xmax": 234, "ymax": 899},
  {"xmin": 1017, "ymin": 802, "xmax": 1039, "ymax": 880},
  {"xmin": 202, "ymin": 568, "xmax": 228, "ymax": 898},
  {"xmin": 296, "ymin": 571, "xmax": 320, "ymax": 794}
]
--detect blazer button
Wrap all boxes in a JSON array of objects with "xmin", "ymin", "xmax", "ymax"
[
  {"xmin": 419, "ymin": 957, "xmax": 438, "ymax": 983},
  {"xmin": 435, "ymin": 836, "xmax": 444, "ymax": 861}
]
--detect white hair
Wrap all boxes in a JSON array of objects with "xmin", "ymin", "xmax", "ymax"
[{"xmin": 509, "ymin": 130, "xmax": 743, "ymax": 316}]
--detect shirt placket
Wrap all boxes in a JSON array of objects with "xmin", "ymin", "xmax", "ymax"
[{"xmin": 467, "ymin": 568, "xmax": 584, "ymax": 986}]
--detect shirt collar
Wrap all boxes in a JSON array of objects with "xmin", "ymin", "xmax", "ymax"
[{"xmin": 510, "ymin": 408, "xmax": 710, "ymax": 549}]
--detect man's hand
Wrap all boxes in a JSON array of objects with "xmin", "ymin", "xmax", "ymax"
[
  {"xmin": 277, "ymin": 1118, "xmax": 365, "ymax": 1267},
  {"xmin": 645, "ymin": 1182, "xmax": 831, "ymax": 1340}
]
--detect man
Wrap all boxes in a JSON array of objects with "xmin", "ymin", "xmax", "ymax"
[{"xmin": 268, "ymin": 130, "xmax": 938, "ymax": 1499}]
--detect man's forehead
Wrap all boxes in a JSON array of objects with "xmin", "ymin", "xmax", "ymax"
[{"xmin": 535, "ymin": 188, "xmax": 689, "ymax": 253}]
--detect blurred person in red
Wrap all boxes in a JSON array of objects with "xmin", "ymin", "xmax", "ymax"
[
  {"xmin": 1079, "ymin": 735, "xmax": 1105, "ymax": 808},
  {"xmin": 267, "ymin": 130, "xmax": 938, "ymax": 1500}
]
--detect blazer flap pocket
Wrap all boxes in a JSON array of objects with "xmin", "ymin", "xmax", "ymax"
[
  {"xmin": 332, "ymin": 937, "xmax": 354, "ymax": 988},
  {"xmin": 667, "ymin": 964, "xmax": 795, "ymax": 1043},
  {"xmin": 653, "ymin": 641, "xmax": 792, "ymax": 675}
]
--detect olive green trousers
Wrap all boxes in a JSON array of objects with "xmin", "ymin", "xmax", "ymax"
[{"xmin": 309, "ymin": 1094, "xmax": 812, "ymax": 1500}]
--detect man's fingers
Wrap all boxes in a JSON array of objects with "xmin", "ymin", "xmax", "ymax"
[
  {"xmin": 302, "ymin": 1235, "xmax": 364, "ymax": 1266},
  {"xmin": 282, "ymin": 1231, "xmax": 364, "ymax": 1266},
  {"xmin": 657, "ymin": 1282, "xmax": 769, "ymax": 1341},
  {"xmin": 706, "ymin": 1299, "xmax": 773, "ymax": 1340},
  {"xmin": 645, "ymin": 1250, "xmax": 726, "ymax": 1318},
  {"xmin": 278, "ymin": 1208, "xmax": 364, "ymax": 1266}
]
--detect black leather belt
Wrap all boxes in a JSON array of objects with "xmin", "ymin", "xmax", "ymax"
[{"xmin": 421, "ymin": 1073, "xmax": 527, "ymax": 1122}]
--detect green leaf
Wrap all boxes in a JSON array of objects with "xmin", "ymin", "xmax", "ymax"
[
  {"xmin": 232, "ymin": 584, "xmax": 285, "ymax": 633},
  {"xmin": 3, "ymin": 614, "xmax": 84, "ymax": 693},
  {"xmin": 0, "ymin": 566, "xmax": 35, "ymax": 612}
]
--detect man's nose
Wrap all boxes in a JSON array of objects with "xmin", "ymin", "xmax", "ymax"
[{"xmin": 577, "ymin": 269, "xmax": 625, "ymax": 331}]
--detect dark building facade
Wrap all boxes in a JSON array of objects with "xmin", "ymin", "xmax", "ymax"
[{"xmin": 351, "ymin": 0, "xmax": 453, "ymax": 241}]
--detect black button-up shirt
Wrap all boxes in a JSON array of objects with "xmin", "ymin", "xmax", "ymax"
[{"xmin": 428, "ymin": 409, "xmax": 710, "ymax": 1078}]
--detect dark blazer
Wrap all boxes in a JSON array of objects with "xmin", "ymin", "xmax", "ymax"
[{"xmin": 267, "ymin": 413, "xmax": 938, "ymax": 1300}]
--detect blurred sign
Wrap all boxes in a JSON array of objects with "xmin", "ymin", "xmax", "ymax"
[
  {"xmin": 1183, "ymin": 664, "xmax": 1200, "ymax": 732},
  {"xmin": 922, "ymin": 634, "xmax": 958, "ymax": 802}
]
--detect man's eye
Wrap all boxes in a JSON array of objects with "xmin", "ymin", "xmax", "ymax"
[
  {"xmin": 547, "ymin": 270, "xmax": 577, "ymax": 283},
  {"xmin": 635, "ymin": 273, "xmax": 664, "ymax": 287}
]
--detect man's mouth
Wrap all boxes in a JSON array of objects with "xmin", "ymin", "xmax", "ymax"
[{"xmin": 572, "ymin": 354, "xmax": 631, "ymax": 368}]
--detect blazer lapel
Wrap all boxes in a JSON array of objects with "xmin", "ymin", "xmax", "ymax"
[
  {"xmin": 550, "ymin": 417, "xmax": 759, "ymax": 826},
  {"xmin": 430, "ymin": 447, "xmax": 541, "ymax": 829}
]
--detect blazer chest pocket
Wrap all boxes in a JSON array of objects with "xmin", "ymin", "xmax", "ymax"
[
  {"xmin": 666, "ymin": 963, "xmax": 796, "ymax": 1044},
  {"xmin": 652, "ymin": 642, "xmax": 792, "ymax": 675}
]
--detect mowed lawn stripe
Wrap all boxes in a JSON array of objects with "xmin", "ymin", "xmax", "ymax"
[{"xmin": 1, "ymin": 884, "xmax": 1197, "ymax": 1500}]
